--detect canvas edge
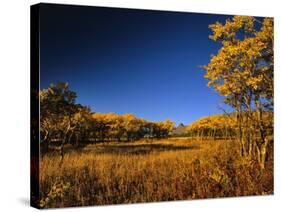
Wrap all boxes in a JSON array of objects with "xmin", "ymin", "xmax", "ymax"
[{"xmin": 30, "ymin": 3, "xmax": 41, "ymax": 209}]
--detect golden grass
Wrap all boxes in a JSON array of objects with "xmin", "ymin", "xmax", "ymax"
[{"xmin": 39, "ymin": 139, "xmax": 273, "ymax": 208}]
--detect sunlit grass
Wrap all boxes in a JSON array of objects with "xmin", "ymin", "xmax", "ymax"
[{"xmin": 39, "ymin": 138, "xmax": 273, "ymax": 208}]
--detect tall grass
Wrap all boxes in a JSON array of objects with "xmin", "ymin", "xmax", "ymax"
[{"xmin": 39, "ymin": 139, "xmax": 273, "ymax": 208}]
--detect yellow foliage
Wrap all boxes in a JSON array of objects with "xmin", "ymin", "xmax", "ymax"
[{"xmin": 204, "ymin": 16, "xmax": 273, "ymax": 101}]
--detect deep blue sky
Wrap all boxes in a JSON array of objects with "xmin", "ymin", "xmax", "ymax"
[{"xmin": 40, "ymin": 4, "xmax": 232, "ymax": 125}]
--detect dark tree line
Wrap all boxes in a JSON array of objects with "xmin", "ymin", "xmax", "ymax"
[{"xmin": 40, "ymin": 82, "xmax": 175, "ymax": 158}]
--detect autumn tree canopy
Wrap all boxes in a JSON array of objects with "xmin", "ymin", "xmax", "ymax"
[{"xmin": 203, "ymin": 16, "xmax": 273, "ymax": 169}]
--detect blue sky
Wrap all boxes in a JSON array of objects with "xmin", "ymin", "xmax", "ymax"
[{"xmin": 40, "ymin": 4, "xmax": 233, "ymax": 125}]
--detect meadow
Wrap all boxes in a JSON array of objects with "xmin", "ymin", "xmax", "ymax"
[{"xmin": 39, "ymin": 138, "xmax": 273, "ymax": 208}]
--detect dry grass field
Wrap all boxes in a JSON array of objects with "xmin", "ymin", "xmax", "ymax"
[{"xmin": 39, "ymin": 138, "xmax": 273, "ymax": 208}]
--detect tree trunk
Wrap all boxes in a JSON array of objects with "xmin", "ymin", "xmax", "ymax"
[
  {"xmin": 213, "ymin": 129, "xmax": 216, "ymax": 140},
  {"xmin": 255, "ymin": 96, "xmax": 269, "ymax": 169},
  {"xmin": 60, "ymin": 124, "xmax": 71, "ymax": 162},
  {"xmin": 200, "ymin": 130, "xmax": 204, "ymax": 141},
  {"xmin": 235, "ymin": 96, "xmax": 245, "ymax": 157},
  {"xmin": 244, "ymin": 93, "xmax": 253, "ymax": 157},
  {"xmin": 259, "ymin": 138, "xmax": 269, "ymax": 169}
]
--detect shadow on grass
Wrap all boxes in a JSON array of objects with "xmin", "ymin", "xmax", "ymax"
[{"xmin": 93, "ymin": 143, "xmax": 200, "ymax": 155}]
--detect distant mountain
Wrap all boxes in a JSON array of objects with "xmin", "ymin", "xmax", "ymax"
[{"xmin": 172, "ymin": 123, "xmax": 187, "ymax": 135}]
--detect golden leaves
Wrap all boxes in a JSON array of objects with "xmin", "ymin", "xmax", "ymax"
[{"xmin": 204, "ymin": 16, "xmax": 273, "ymax": 101}]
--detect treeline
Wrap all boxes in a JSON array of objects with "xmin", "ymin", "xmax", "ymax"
[
  {"xmin": 40, "ymin": 82, "xmax": 175, "ymax": 157},
  {"xmin": 186, "ymin": 114, "xmax": 236, "ymax": 140},
  {"xmin": 186, "ymin": 113, "xmax": 273, "ymax": 141}
]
